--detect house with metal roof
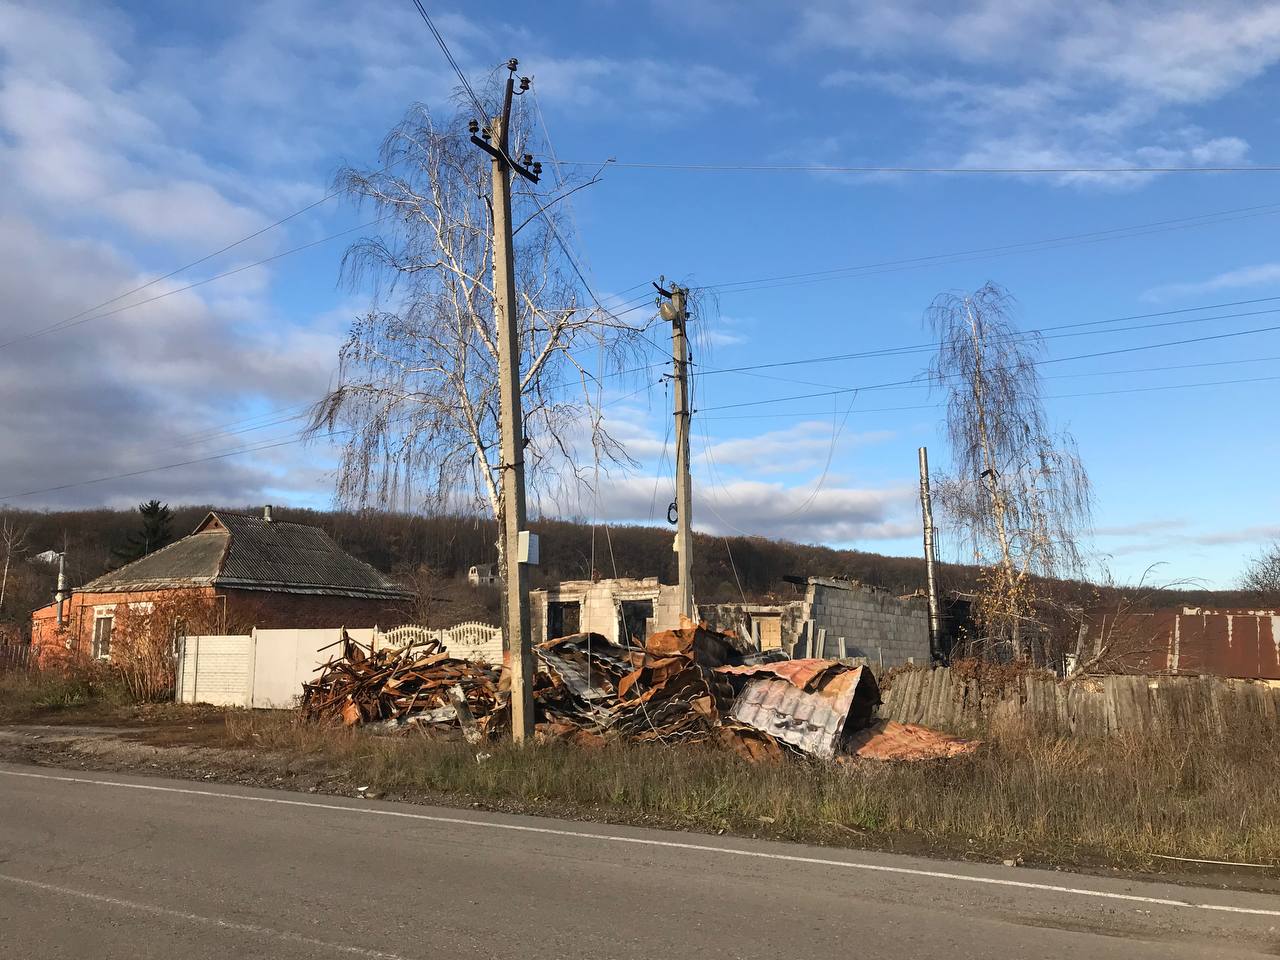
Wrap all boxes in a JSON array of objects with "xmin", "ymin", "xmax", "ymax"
[{"xmin": 31, "ymin": 508, "xmax": 414, "ymax": 663}]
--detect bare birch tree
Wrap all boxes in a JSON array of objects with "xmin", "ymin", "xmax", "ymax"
[
  {"xmin": 927, "ymin": 282, "xmax": 1092, "ymax": 661},
  {"xmin": 1240, "ymin": 541, "xmax": 1280, "ymax": 603},
  {"xmin": 0, "ymin": 514, "xmax": 28, "ymax": 613},
  {"xmin": 309, "ymin": 93, "xmax": 645, "ymax": 571}
]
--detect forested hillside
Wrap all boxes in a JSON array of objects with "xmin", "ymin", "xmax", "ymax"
[{"xmin": 0, "ymin": 503, "xmax": 1254, "ymax": 637}]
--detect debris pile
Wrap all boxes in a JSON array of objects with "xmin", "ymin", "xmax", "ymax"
[
  {"xmin": 301, "ymin": 634, "xmax": 501, "ymax": 731},
  {"xmin": 302, "ymin": 621, "xmax": 976, "ymax": 762}
]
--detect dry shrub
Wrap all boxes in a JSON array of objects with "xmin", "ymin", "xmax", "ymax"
[{"xmin": 110, "ymin": 592, "xmax": 225, "ymax": 702}]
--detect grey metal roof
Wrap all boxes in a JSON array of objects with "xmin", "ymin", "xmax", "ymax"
[{"xmin": 80, "ymin": 512, "xmax": 413, "ymax": 600}]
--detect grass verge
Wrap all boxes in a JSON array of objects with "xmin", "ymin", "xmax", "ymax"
[
  {"xmin": 224, "ymin": 710, "xmax": 1280, "ymax": 872},
  {"xmin": 0, "ymin": 669, "xmax": 131, "ymax": 722}
]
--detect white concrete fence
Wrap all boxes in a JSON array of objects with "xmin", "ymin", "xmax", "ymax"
[{"xmin": 176, "ymin": 622, "xmax": 502, "ymax": 709}]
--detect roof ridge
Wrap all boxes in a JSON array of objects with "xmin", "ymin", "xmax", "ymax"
[{"xmin": 212, "ymin": 510, "xmax": 325, "ymax": 529}]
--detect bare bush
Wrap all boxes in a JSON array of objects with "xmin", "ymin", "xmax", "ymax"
[{"xmin": 1240, "ymin": 541, "xmax": 1280, "ymax": 604}]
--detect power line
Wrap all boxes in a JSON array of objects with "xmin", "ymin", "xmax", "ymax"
[
  {"xmin": 6, "ymin": 195, "xmax": 342, "ymax": 350},
  {"xmin": 558, "ymin": 159, "xmax": 1280, "ymax": 175},
  {"xmin": 699, "ymin": 372, "xmax": 1280, "ymax": 420},
  {"xmin": 697, "ymin": 321, "xmax": 1280, "ymax": 412},
  {"xmin": 0, "ymin": 433, "xmax": 318, "ymax": 503},
  {"xmin": 712, "ymin": 349, "xmax": 1280, "ymax": 400},
  {"xmin": 0, "ymin": 376, "xmax": 667, "ymax": 503},
  {"xmin": 687, "ymin": 299, "xmax": 1280, "ymax": 382},
  {"xmin": 698, "ymin": 202, "xmax": 1280, "ymax": 297},
  {"xmin": 407, "ymin": 0, "xmax": 487, "ymax": 121},
  {"xmin": 1, "ymin": 216, "xmax": 392, "ymax": 350}
]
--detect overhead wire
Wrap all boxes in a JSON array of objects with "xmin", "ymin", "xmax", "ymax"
[
  {"xmin": 686, "ymin": 300, "xmax": 1280, "ymax": 384},
  {"xmin": 555, "ymin": 159, "xmax": 1280, "ymax": 175},
  {"xmin": 698, "ymin": 372, "xmax": 1280, "ymax": 421},
  {"xmin": 407, "ymin": 0, "xmax": 487, "ymax": 120},
  {"xmin": 697, "ymin": 319, "xmax": 1280, "ymax": 413},
  {"xmin": 0, "ymin": 372, "xmax": 666, "ymax": 503},
  {"xmin": 0, "ymin": 216, "xmax": 393, "ymax": 349}
]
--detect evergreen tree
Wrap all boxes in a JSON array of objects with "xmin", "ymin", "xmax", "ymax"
[{"xmin": 112, "ymin": 500, "xmax": 174, "ymax": 565}]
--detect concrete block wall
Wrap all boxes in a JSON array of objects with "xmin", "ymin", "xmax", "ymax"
[
  {"xmin": 803, "ymin": 581, "xmax": 930, "ymax": 668},
  {"xmin": 531, "ymin": 579, "xmax": 683, "ymax": 646},
  {"xmin": 177, "ymin": 634, "xmax": 252, "ymax": 706}
]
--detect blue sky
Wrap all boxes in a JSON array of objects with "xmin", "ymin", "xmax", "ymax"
[{"xmin": 1, "ymin": 0, "xmax": 1278, "ymax": 587}]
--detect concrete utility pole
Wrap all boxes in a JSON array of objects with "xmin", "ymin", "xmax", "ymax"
[
  {"xmin": 468, "ymin": 59, "xmax": 542, "ymax": 743},
  {"xmin": 918, "ymin": 446, "xmax": 942, "ymax": 661},
  {"xmin": 657, "ymin": 280, "xmax": 695, "ymax": 619}
]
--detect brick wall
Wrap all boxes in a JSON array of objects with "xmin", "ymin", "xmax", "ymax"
[
  {"xmin": 216, "ymin": 589, "xmax": 414, "ymax": 631},
  {"xmin": 32, "ymin": 587, "xmax": 413, "ymax": 668}
]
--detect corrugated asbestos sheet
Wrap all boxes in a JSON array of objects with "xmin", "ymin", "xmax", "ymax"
[
  {"xmin": 81, "ymin": 533, "xmax": 225, "ymax": 592},
  {"xmin": 82, "ymin": 512, "xmax": 412, "ymax": 599},
  {"xmin": 212, "ymin": 513, "xmax": 411, "ymax": 598}
]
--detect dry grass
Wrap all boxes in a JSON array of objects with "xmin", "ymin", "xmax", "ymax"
[
  {"xmin": 223, "ymin": 710, "xmax": 1280, "ymax": 869},
  {"xmin": 0, "ymin": 669, "xmax": 132, "ymax": 722}
]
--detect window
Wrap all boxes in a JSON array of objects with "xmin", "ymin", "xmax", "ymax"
[
  {"xmin": 547, "ymin": 601, "xmax": 581, "ymax": 640},
  {"xmin": 618, "ymin": 600, "xmax": 654, "ymax": 645},
  {"xmin": 92, "ymin": 614, "xmax": 113, "ymax": 660}
]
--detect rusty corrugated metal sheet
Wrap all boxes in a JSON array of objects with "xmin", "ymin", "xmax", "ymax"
[
  {"xmin": 715, "ymin": 658, "xmax": 845, "ymax": 690},
  {"xmin": 1087, "ymin": 610, "xmax": 1280, "ymax": 680},
  {"xmin": 844, "ymin": 720, "xmax": 979, "ymax": 760}
]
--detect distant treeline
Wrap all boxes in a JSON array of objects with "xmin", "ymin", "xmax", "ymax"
[{"xmin": 0, "ymin": 504, "xmax": 1255, "ymax": 635}]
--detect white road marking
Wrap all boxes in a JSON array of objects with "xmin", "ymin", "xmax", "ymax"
[
  {"xmin": 0, "ymin": 874, "xmax": 414, "ymax": 960},
  {"xmin": 5, "ymin": 767, "xmax": 1280, "ymax": 918}
]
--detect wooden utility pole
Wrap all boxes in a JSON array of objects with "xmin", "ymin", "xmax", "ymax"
[
  {"xmin": 918, "ymin": 446, "xmax": 942, "ymax": 661},
  {"xmin": 657, "ymin": 280, "xmax": 694, "ymax": 619},
  {"xmin": 469, "ymin": 59, "xmax": 542, "ymax": 742}
]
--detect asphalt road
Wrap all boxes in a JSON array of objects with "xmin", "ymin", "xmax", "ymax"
[{"xmin": 1, "ymin": 763, "xmax": 1278, "ymax": 959}]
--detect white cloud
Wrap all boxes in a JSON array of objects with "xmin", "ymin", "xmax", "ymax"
[
  {"xmin": 583, "ymin": 474, "xmax": 918, "ymax": 544},
  {"xmin": 801, "ymin": 1, "xmax": 1280, "ymax": 187},
  {"xmin": 532, "ymin": 57, "xmax": 756, "ymax": 112},
  {"xmin": 702, "ymin": 422, "xmax": 893, "ymax": 474},
  {"xmin": 0, "ymin": 214, "xmax": 342, "ymax": 509},
  {"xmin": 1142, "ymin": 262, "xmax": 1280, "ymax": 301}
]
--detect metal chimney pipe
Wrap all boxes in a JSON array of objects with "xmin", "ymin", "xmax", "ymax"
[
  {"xmin": 263, "ymin": 505, "xmax": 273, "ymax": 523},
  {"xmin": 55, "ymin": 552, "xmax": 67, "ymax": 628}
]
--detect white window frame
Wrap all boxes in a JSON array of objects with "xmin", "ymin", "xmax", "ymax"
[{"xmin": 92, "ymin": 605, "xmax": 115, "ymax": 661}]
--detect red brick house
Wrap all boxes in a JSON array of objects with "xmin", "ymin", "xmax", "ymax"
[{"xmin": 31, "ymin": 509, "xmax": 415, "ymax": 663}]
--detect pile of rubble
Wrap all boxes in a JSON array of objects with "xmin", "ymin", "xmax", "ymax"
[
  {"xmin": 301, "ymin": 634, "xmax": 502, "ymax": 733},
  {"xmin": 302, "ymin": 621, "xmax": 976, "ymax": 762}
]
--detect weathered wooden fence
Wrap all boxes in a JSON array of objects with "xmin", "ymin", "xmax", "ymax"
[
  {"xmin": 0, "ymin": 643, "xmax": 33, "ymax": 673},
  {"xmin": 880, "ymin": 666, "xmax": 1280, "ymax": 737}
]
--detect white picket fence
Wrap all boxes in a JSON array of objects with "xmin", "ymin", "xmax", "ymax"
[{"xmin": 379, "ymin": 621, "xmax": 503, "ymax": 663}]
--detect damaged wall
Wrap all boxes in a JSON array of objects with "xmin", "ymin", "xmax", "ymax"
[
  {"xmin": 531, "ymin": 578, "xmax": 683, "ymax": 646},
  {"xmin": 699, "ymin": 602, "xmax": 807, "ymax": 650},
  {"xmin": 796, "ymin": 579, "xmax": 931, "ymax": 667}
]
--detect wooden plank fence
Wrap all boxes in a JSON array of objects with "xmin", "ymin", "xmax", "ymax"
[
  {"xmin": 0, "ymin": 643, "xmax": 33, "ymax": 673},
  {"xmin": 879, "ymin": 666, "xmax": 1280, "ymax": 736}
]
